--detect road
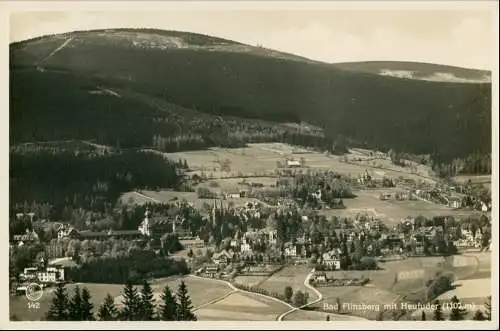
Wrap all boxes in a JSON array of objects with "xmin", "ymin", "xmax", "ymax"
[
  {"xmin": 188, "ymin": 269, "xmax": 366, "ymax": 321},
  {"xmin": 276, "ymin": 268, "xmax": 323, "ymax": 321},
  {"xmin": 187, "ymin": 274, "xmax": 295, "ymax": 312}
]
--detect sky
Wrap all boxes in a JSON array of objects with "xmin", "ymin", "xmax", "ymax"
[{"xmin": 7, "ymin": 3, "xmax": 498, "ymax": 70}]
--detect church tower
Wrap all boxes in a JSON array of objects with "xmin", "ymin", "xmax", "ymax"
[{"xmin": 140, "ymin": 206, "xmax": 152, "ymax": 237}]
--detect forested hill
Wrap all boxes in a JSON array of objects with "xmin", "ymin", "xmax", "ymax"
[{"xmin": 10, "ymin": 28, "xmax": 492, "ymax": 161}]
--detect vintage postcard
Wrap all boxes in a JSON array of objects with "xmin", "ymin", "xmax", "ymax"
[{"xmin": 2, "ymin": 0, "xmax": 498, "ymax": 329}]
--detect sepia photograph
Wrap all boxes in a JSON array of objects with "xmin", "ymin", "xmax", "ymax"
[{"xmin": 3, "ymin": 0, "xmax": 498, "ymax": 329}]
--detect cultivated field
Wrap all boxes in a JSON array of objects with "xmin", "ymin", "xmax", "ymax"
[
  {"xmin": 452, "ymin": 175, "xmax": 491, "ymax": 185},
  {"xmin": 195, "ymin": 292, "xmax": 289, "ymax": 321},
  {"xmin": 301, "ymin": 254, "xmax": 486, "ymax": 321},
  {"xmin": 437, "ymin": 252, "xmax": 491, "ymax": 301},
  {"xmin": 257, "ymin": 265, "xmax": 318, "ymax": 301},
  {"xmin": 10, "ymin": 276, "xmax": 232, "ymax": 321},
  {"xmin": 405, "ymin": 251, "xmax": 491, "ymax": 320},
  {"xmin": 197, "ymin": 176, "xmax": 278, "ymax": 194},
  {"xmin": 123, "ymin": 143, "xmax": 481, "ymax": 227},
  {"xmin": 164, "ymin": 143, "xmax": 436, "ymax": 183},
  {"xmin": 345, "ymin": 148, "xmax": 435, "ymax": 181},
  {"xmin": 321, "ymin": 189, "xmax": 473, "ymax": 225},
  {"xmin": 115, "ymin": 276, "xmax": 233, "ymax": 309},
  {"xmin": 233, "ymin": 275, "xmax": 271, "ymax": 288}
]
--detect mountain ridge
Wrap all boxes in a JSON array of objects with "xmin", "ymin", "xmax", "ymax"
[{"xmin": 9, "ymin": 28, "xmax": 492, "ymax": 162}]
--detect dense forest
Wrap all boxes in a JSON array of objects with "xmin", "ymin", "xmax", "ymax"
[
  {"xmin": 10, "ymin": 29, "xmax": 492, "ymax": 164},
  {"xmin": 66, "ymin": 250, "xmax": 189, "ymax": 284},
  {"xmin": 10, "ymin": 69, "xmax": 349, "ymax": 154},
  {"xmin": 9, "ymin": 150, "xmax": 185, "ymax": 219}
]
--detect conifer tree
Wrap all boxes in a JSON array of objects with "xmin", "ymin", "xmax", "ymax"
[
  {"xmin": 472, "ymin": 310, "xmax": 486, "ymax": 321},
  {"xmin": 176, "ymin": 280, "xmax": 197, "ymax": 321},
  {"xmin": 139, "ymin": 279, "xmax": 156, "ymax": 321},
  {"xmin": 46, "ymin": 282, "xmax": 69, "ymax": 321},
  {"xmin": 449, "ymin": 295, "xmax": 467, "ymax": 320},
  {"xmin": 98, "ymin": 294, "xmax": 118, "ymax": 321},
  {"xmin": 68, "ymin": 286, "xmax": 82, "ymax": 321},
  {"xmin": 80, "ymin": 287, "xmax": 95, "ymax": 321},
  {"xmin": 119, "ymin": 280, "xmax": 140, "ymax": 321},
  {"xmin": 421, "ymin": 311, "xmax": 426, "ymax": 321},
  {"xmin": 433, "ymin": 300, "xmax": 444, "ymax": 321},
  {"xmin": 159, "ymin": 285, "xmax": 178, "ymax": 321},
  {"xmin": 484, "ymin": 296, "xmax": 491, "ymax": 321}
]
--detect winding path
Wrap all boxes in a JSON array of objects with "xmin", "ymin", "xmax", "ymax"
[
  {"xmin": 277, "ymin": 268, "xmax": 323, "ymax": 321},
  {"xmin": 187, "ymin": 274, "xmax": 295, "ymax": 311},
  {"xmin": 188, "ymin": 269, "xmax": 363, "ymax": 322}
]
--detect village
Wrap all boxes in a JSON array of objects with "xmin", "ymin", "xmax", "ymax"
[
  {"xmin": 9, "ymin": 143, "xmax": 492, "ymax": 322},
  {"xmin": 10, "ymin": 149, "xmax": 491, "ymax": 287}
]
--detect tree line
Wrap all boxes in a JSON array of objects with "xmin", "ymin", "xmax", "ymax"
[
  {"xmin": 65, "ymin": 250, "xmax": 189, "ymax": 284},
  {"xmin": 42, "ymin": 279, "xmax": 196, "ymax": 321},
  {"xmin": 9, "ymin": 149, "xmax": 184, "ymax": 219},
  {"xmin": 421, "ymin": 296, "xmax": 491, "ymax": 321}
]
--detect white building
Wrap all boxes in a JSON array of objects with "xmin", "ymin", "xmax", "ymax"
[
  {"xmin": 268, "ymin": 229, "xmax": 278, "ymax": 245},
  {"xmin": 138, "ymin": 207, "xmax": 152, "ymax": 236},
  {"xmin": 240, "ymin": 238, "xmax": 252, "ymax": 253},
  {"xmin": 311, "ymin": 190, "xmax": 322, "ymax": 201},
  {"xmin": 481, "ymin": 202, "xmax": 488, "ymax": 212},
  {"xmin": 21, "ymin": 266, "xmax": 65, "ymax": 284},
  {"xmin": 284, "ymin": 243, "xmax": 297, "ymax": 257},
  {"xmin": 321, "ymin": 249, "xmax": 341, "ymax": 270},
  {"xmin": 37, "ymin": 266, "xmax": 65, "ymax": 283},
  {"xmin": 57, "ymin": 225, "xmax": 78, "ymax": 239},
  {"xmin": 286, "ymin": 160, "xmax": 301, "ymax": 168}
]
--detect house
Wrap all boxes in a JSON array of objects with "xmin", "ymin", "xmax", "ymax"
[
  {"xmin": 311, "ymin": 190, "xmax": 322, "ymax": 201},
  {"xmin": 240, "ymin": 238, "xmax": 252, "ymax": 253},
  {"xmin": 314, "ymin": 271, "xmax": 328, "ymax": 283},
  {"xmin": 453, "ymin": 239, "xmax": 468, "ymax": 249},
  {"xmin": 267, "ymin": 229, "xmax": 278, "ymax": 245},
  {"xmin": 37, "ymin": 266, "xmax": 65, "ymax": 284},
  {"xmin": 449, "ymin": 197, "xmax": 462, "ymax": 209},
  {"xmin": 57, "ymin": 226, "xmax": 80, "ymax": 240},
  {"xmin": 380, "ymin": 193, "xmax": 393, "ymax": 200},
  {"xmin": 12, "ymin": 228, "xmax": 39, "ymax": 244},
  {"xmin": 286, "ymin": 160, "xmax": 301, "ymax": 168},
  {"xmin": 321, "ymin": 250, "xmax": 341, "ymax": 270},
  {"xmin": 481, "ymin": 202, "xmax": 489, "ymax": 212},
  {"xmin": 284, "ymin": 242, "xmax": 297, "ymax": 257},
  {"xmin": 475, "ymin": 231, "xmax": 483, "ymax": 246},
  {"xmin": 212, "ymin": 249, "xmax": 234, "ymax": 266},
  {"xmin": 227, "ymin": 193, "xmax": 241, "ymax": 199},
  {"xmin": 230, "ymin": 239, "xmax": 239, "ymax": 249},
  {"xmin": 204, "ymin": 264, "xmax": 219, "ymax": 278},
  {"xmin": 179, "ymin": 236, "xmax": 206, "ymax": 249},
  {"xmin": 399, "ymin": 191, "xmax": 411, "ymax": 200},
  {"xmin": 108, "ymin": 229, "xmax": 142, "ymax": 240},
  {"xmin": 21, "ymin": 267, "xmax": 39, "ymax": 281},
  {"xmin": 20, "ymin": 265, "xmax": 65, "ymax": 284}
]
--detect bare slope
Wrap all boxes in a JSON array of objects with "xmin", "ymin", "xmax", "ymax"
[{"xmin": 332, "ymin": 61, "xmax": 491, "ymax": 83}]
